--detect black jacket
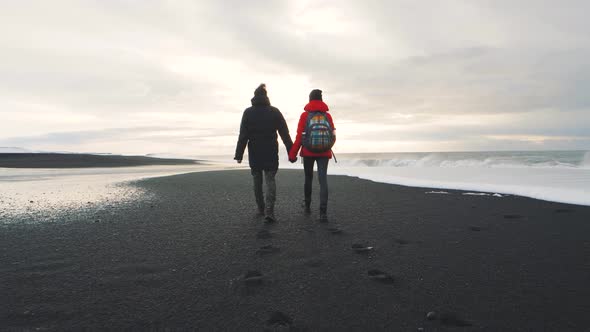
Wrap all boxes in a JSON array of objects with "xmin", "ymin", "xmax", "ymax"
[{"xmin": 234, "ymin": 95, "xmax": 293, "ymax": 171}]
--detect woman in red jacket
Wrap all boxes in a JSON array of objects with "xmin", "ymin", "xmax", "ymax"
[{"xmin": 289, "ymin": 89, "xmax": 335, "ymax": 222}]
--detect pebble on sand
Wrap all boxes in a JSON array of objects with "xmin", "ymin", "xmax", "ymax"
[
  {"xmin": 352, "ymin": 243, "xmax": 374, "ymax": 252},
  {"xmin": 426, "ymin": 311, "xmax": 437, "ymax": 320}
]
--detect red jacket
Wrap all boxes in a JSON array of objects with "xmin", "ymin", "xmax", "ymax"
[{"xmin": 289, "ymin": 100, "xmax": 336, "ymax": 159}]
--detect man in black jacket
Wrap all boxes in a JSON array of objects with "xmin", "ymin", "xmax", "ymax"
[{"xmin": 234, "ymin": 84, "xmax": 295, "ymax": 222}]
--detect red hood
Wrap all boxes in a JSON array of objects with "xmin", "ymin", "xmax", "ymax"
[{"xmin": 304, "ymin": 100, "xmax": 329, "ymax": 112}]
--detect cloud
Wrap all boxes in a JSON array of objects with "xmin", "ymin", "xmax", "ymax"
[
  {"xmin": 0, "ymin": 126, "xmax": 241, "ymax": 155},
  {"xmin": 0, "ymin": 0, "xmax": 589, "ymax": 154}
]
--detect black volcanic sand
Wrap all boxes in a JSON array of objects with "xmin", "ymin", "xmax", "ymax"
[
  {"xmin": 1, "ymin": 170, "xmax": 590, "ymax": 331},
  {"xmin": 0, "ymin": 153, "xmax": 199, "ymax": 168}
]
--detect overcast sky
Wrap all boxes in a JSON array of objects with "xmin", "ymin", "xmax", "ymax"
[{"xmin": 1, "ymin": 0, "xmax": 589, "ymax": 156}]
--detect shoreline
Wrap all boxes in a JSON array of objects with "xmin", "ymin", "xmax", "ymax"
[
  {"xmin": 2, "ymin": 169, "xmax": 590, "ymax": 330},
  {"xmin": 1, "ymin": 165, "xmax": 588, "ymax": 222},
  {"xmin": 330, "ymin": 168, "xmax": 590, "ymax": 207},
  {"xmin": 285, "ymin": 164, "xmax": 590, "ymax": 207},
  {"xmin": 2, "ymin": 152, "xmax": 587, "ymax": 207},
  {"xmin": 0, "ymin": 165, "xmax": 244, "ymax": 222},
  {"xmin": 0, "ymin": 153, "xmax": 199, "ymax": 168}
]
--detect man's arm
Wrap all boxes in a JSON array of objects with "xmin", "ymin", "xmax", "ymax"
[
  {"xmin": 234, "ymin": 110, "xmax": 249, "ymax": 162},
  {"xmin": 277, "ymin": 110, "xmax": 293, "ymax": 155}
]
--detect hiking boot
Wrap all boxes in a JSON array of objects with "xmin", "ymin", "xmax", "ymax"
[
  {"xmin": 264, "ymin": 206, "xmax": 276, "ymax": 223},
  {"xmin": 302, "ymin": 200, "xmax": 311, "ymax": 214},
  {"xmin": 264, "ymin": 214, "xmax": 277, "ymax": 223}
]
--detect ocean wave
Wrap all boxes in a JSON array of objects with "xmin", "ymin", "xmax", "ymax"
[
  {"xmin": 581, "ymin": 151, "xmax": 590, "ymax": 168},
  {"xmin": 335, "ymin": 152, "xmax": 589, "ymax": 169}
]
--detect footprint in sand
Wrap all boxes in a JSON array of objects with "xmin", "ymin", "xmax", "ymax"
[
  {"xmin": 243, "ymin": 270, "xmax": 264, "ymax": 285},
  {"xmin": 426, "ymin": 311, "xmax": 472, "ymax": 327},
  {"xmin": 439, "ymin": 312, "xmax": 473, "ymax": 327},
  {"xmin": 256, "ymin": 245, "xmax": 280, "ymax": 255},
  {"xmin": 504, "ymin": 214, "xmax": 523, "ymax": 219},
  {"xmin": 352, "ymin": 243, "xmax": 374, "ymax": 253},
  {"xmin": 257, "ymin": 230, "xmax": 272, "ymax": 239},
  {"xmin": 395, "ymin": 239, "xmax": 409, "ymax": 245},
  {"xmin": 367, "ymin": 269, "xmax": 395, "ymax": 284},
  {"xmin": 327, "ymin": 227, "xmax": 343, "ymax": 234},
  {"xmin": 266, "ymin": 311, "xmax": 293, "ymax": 328},
  {"xmin": 303, "ymin": 258, "xmax": 324, "ymax": 268}
]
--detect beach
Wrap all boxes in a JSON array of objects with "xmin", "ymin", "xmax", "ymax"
[{"xmin": 1, "ymin": 169, "xmax": 590, "ymax": 331}]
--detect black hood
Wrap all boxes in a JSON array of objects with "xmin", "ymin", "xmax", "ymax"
[
  {"xmin": 251, "ymin": 83, "xmax": 271, "ymax": 106},
  {"xmin": 251, "ymin": 94, "xmax": 270, "ymax": 106}
]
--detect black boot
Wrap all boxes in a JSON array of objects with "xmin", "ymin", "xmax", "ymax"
[
  {"xmin": 264, "ymin": 206, "xmax": 276, "ymax": 223},
  {"xmin": 319, "ymin": 208, "xmax": 328, "ymax": 222},
  {"xmin": 257, "ymin": 205, "xmax": 265, "ymax": 216},
  {"xmin": 303, "ymin": 200, "xmax": 311, "ymax": 214}
]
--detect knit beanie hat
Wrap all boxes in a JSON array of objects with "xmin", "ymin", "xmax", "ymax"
[
  {"xmin": 254, "ymin": 83, "xmax": 267, "ymax": 97},
  {"xmin": 309, "ymin": 89, "xmax": 323, "ymax": 101}
]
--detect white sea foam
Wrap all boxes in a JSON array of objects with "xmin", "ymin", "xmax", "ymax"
[{"xmin": 325, "ymin": 166, "xmax": 590, "ymax": 206}]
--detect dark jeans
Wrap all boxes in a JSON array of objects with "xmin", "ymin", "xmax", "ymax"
[
  {"xmin": 303, "ymin": 157, "xmax": 329, "ymax": 213},
  {"xmin": 251, "ymin": 169, "xmax": 277, "ymax": 216}
]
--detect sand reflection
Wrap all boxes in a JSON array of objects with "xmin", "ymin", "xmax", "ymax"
[{"xmin": 0, "ymin": 165, "xmax": 239, "ymax": 223}]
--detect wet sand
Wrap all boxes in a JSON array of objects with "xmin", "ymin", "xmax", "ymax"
[
  {"xmin": 0, "ymin": 153, "xmax": 198, "ymax": 168},
  {"xmin": 0, "ymin": 164, "xmax": 238, "ymax": 222},
  {"xmin": 1, "ymin": 170, "xmax": 590, "ymax": 331}
]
